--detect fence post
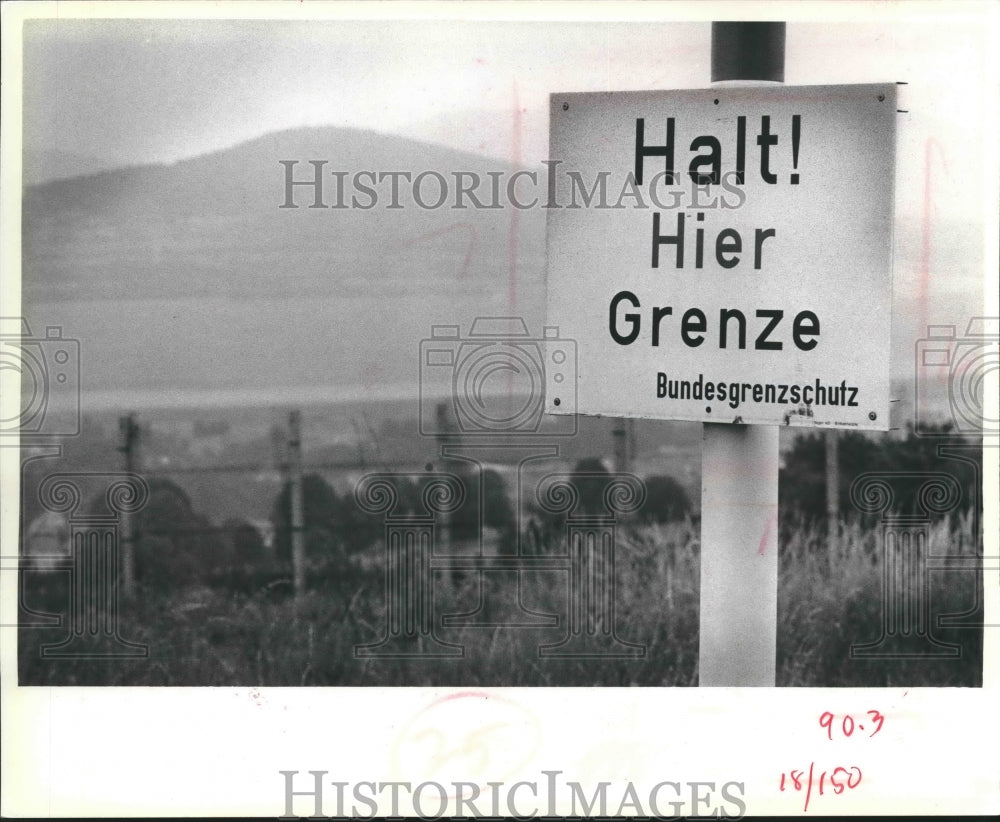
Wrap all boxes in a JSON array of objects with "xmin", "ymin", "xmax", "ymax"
[
  {"xmin": 118, "ymin": 413, "xmax": 139, "ymax": 601},
  {"xmin": 826, "ymin": 430, "xmax": 840, "ymax": 557},
  {"xmin": 288, "ymin": 410, "xmax": 306, "ymax": 597},
  {"xmin": 613, "ymin": 418, "xmax": 634, "ymax": 474}
]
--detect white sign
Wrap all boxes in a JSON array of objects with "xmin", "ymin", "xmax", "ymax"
[{"xmin": 545, "ymin": 84, "xmax": 897, "ymax": 430}]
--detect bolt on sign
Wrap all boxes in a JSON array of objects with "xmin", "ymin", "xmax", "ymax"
[{"xmin": 545, "ymin": 84, "xmax": 897, "ymax": 430}]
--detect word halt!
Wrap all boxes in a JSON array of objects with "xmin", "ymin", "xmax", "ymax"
[{"xmin": 611, "ymin": 113, "xmax": 819, "ymax": 353}]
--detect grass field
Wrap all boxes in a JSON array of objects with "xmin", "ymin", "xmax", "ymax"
[{"xmin": 18, "ymin": 512, "xmax": 983, "ymax": 687}]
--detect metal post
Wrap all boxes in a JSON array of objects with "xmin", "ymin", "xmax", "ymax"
[
  {"xmin": 288, "ymin": 410, "xmax": 306, "ymax": 597},
  {"xmin": 711, "ymin": 22, "xmax": 785, "ymax": 83},
  {"xmin": 612, "ymin": 420, "xmax": 628, "ymax": 474},
  {"xmin": 699, "ymin": 22, "xmax": 784, "ymax": 686},
  {"xmin": 118, "ymin": 414, "xmax": 139, "ymax": 601},
  {"xmin": 613, "ymin": 418, "xmax": 636, "ymax": 474},
  {"xmin": 826, "ymin": 430, "xmax": 839, "ymax": 556},
  {"xmin": 435, "ymin": 402, "xmax": 453, "ymax": 557},
  {"xmin": 628, "ymin": 418, "xmax": 637, "ymax": 473}
]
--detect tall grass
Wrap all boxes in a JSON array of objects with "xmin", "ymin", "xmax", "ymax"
[
  {"xmin": 19, "ymin": 514, "xmax": 982, "ymax": 686},
  {"xmin": 777, "ymin": 510, "xmax": 982, "ymax": 687}
]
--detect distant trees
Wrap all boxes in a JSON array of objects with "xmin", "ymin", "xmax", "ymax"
[
  {"xmin": 270, "ymin": 472, "xmax": 447, "ymax": 565},
  {"xmin": 449, "ymin": 467, "xmax": 517, "ymax": 551},
  {"xmin": 565, "ymin": 458, "xmax": 692, "ymax": 523},
  {"xmin": 779, "ymin": 424, "xmax": 981, "ymax": 527},
  {"xmin": 271, "ymin": 473, "xmax": 341, "ymax": 567},
  {"xmin": 569, "ymin": 457, "xmax": 612, "ymax": 516},
  {"xmin": 637, "ymin": 474, "xmax": 693, "ymax": 524},
  {"xmin": 521, "ymin": 458, "xmax": 692, "ymax": 554},
  {"xmin": 222, "ymin": 518, "xmax": 268, "ymax": 566},
  {"xmin": 131, "ymin": 477, "xmax": 228, "ymax": 588},
  {"xmin": 482, "ymin": 468, "xmax": 516, "ymax": 539}
]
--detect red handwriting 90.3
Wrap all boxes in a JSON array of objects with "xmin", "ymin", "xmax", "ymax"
[
  {"xmin": 779, "ymin": 763, "xmax": 862, "ymax": 812},
  {"xmin": 819, "ymin": 710, "xmax": 885, "ymax": 740}
]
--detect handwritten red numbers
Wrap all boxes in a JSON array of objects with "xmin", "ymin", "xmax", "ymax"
[
  {"xmin": 779, "ymin": 763, "xmax": 863, "ymax": 812},
  {"xmin": 819, "ymin": 710, "xmax": 884, "ymax": 740},
  {"xmin": 779, "ymin": 709, "xmax": 885, "ymax": 811}
]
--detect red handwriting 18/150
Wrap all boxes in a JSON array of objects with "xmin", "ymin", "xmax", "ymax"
[
  {"xmin": 819, "ymin": 710, "xmax": 885, "ymax": 740},
  {"xmin": 779, "ymin": 763, "xmax": 862, "ymax": 812}
]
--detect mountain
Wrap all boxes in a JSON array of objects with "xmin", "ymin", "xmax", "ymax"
[
  {"xmin": 21, "ymin": 127, "xmax": 548, "ymax": 400},
  {"xmin": 21, "ymin": 147, "xmax": 120, "ymax": 186},
  {"xmin": 23, "ymin": 126, "xmax": 546, "ymax": 302}
]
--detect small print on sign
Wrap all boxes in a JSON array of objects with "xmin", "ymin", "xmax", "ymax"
[{"xmin": 545, "ymin": 84, "xmax": 896, "ymax": 430}]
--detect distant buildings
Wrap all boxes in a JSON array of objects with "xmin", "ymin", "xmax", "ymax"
[{"xmin": 23, "ymin": 511, "xmax": 69, "ymax": 569}]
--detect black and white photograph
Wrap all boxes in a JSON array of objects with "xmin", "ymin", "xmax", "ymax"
[{"xmin": 2, "ymin": 1, "xmax": 997, "ymax": 817}]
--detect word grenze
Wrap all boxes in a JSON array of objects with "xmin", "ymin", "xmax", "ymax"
[{"xmin": 609, "ymin": 114, "xmax": 820, "ymax": 353}]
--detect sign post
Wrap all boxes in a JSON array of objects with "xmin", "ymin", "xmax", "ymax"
[
  {"xmin": 545, "ymin": 22, "xmax": 896, "ymax": 685},
  {"xmin": 699, "ymin": 21, "xmax": 783, "ymax": 687},
  {"xmin": 700, "ymin": 422, "xmax": 779, "ymax": 684}
]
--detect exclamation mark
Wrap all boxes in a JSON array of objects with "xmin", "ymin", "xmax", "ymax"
[{"xmin": 790, "ymin": 114, "xmax": 801, "ymax": 184}]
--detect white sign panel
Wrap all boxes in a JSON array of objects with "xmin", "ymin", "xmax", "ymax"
[{"xmin": 546, "ymin": 84, "xmax": 897, "ymax": 430}]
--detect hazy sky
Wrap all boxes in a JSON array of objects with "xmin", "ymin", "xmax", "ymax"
[
  {"xmin": 21, "ymin": 17, "xmax": 991, "ymax": 171},
  {"xmin": 19, "ymin": 12, "xmax": 995, "ymax": 314},
  {"xmin": 22, "ymin": 19, "xmax": 706, "ymax": 165}
]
